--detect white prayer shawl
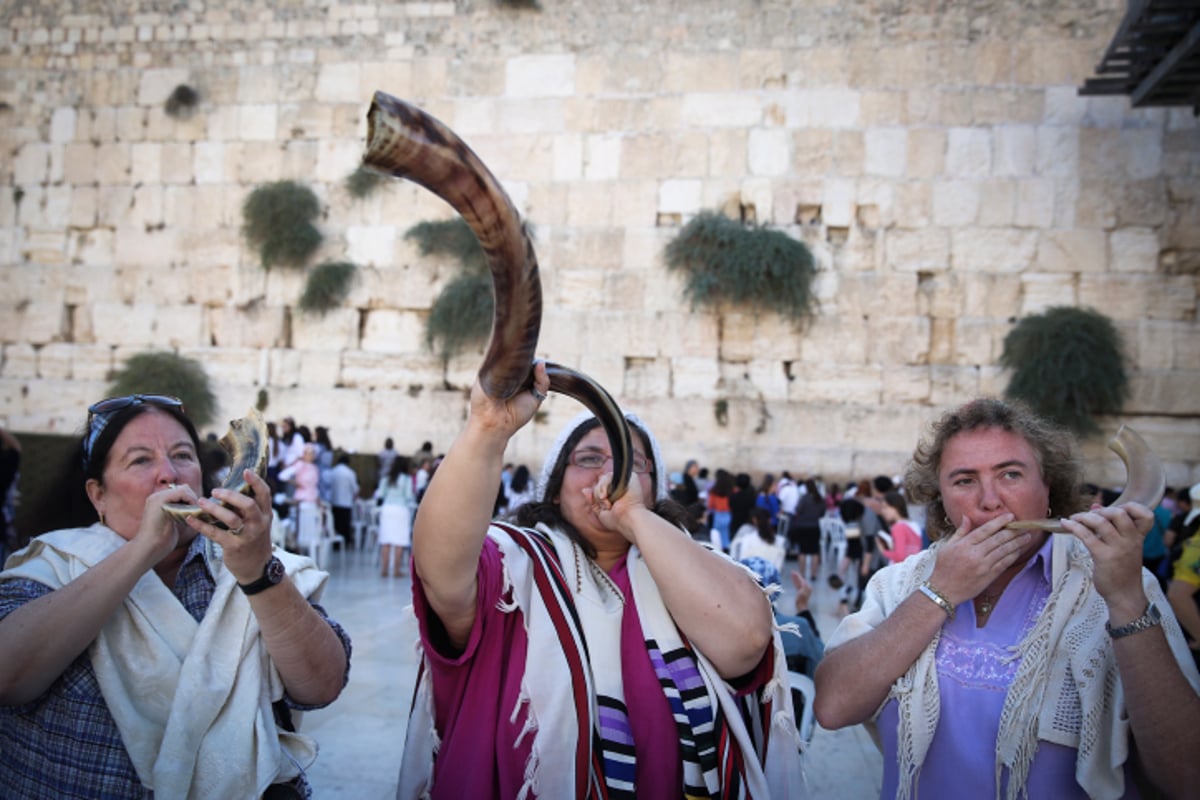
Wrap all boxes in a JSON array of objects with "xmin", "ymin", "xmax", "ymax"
[
  {"xmin": 398, "ymin": 523, "xmax": 806, "ymax": 799},
  {"xmin": 2, "ymin": 525, "xmax": 328, "ymax": 800},
  {"xmin": 825, "ymin": 534, "xmax": 1200, "ymax": 800}
]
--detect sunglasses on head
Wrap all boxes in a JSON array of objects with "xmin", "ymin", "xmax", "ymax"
[{"xmin": 83, "ymin": 394, "xmax": 186, "ymax": 471}]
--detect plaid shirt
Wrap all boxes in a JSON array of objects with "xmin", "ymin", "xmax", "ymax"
[{"xmin": 0, "ymin": 536, "xmax": 351, "ymax": 799}]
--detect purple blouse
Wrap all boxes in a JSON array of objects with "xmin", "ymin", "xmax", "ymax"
[{"xmin": 877, "ymin": 537, "xmax": 1140, "ymax": 799}]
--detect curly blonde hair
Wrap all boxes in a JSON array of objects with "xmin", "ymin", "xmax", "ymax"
[{"xmin": 904, "ymin": 398, "xmax": 1088, "ymax": 542}]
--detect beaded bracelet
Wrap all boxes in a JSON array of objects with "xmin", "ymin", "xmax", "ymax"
[{"xmin": 917, "ymin": 581, "xmax": 955, "ymax": 620}]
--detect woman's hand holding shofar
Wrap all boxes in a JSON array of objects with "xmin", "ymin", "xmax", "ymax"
[{"xmin": 928, "ymin": 513, "xmax": 1032, "ymax": 605}]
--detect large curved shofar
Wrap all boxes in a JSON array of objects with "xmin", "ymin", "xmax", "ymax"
[
  {"xmin": 1007, "ymin": 425, "xmax": 1166, "ymax": 533},
  {"xmin": 362, "ymin": 92, "xmax": 635, "ymax": 501}
]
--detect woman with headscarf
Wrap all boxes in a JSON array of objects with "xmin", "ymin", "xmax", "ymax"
[
  {"xmin": 398, "ymin": 363, "xmax": 803, "ymax": 799},
  {"xmin": 0, "ymin": 394, "xmax": 350, "ymax": 798}
]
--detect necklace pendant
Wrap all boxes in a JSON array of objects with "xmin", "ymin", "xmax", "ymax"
[{"xmin": 979, "ymin": 601, "xmax": 992, "ymax": 616}]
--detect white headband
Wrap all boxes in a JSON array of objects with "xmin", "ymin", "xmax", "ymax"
[{"xmin": 534, "ymin": 410, "xmax": 669, "ymax": 504}]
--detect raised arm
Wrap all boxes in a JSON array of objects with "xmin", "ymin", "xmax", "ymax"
[
  {"xmin": 815, "ymin": 515, "xmax": 1032, "ymax": 728},
  {"xmin": 595, "ymin": 476, "xmax": 774, "ymax": 679},
  {"xmin": 1062, "ymin": 503, "xmax": 1200, "ymax": 797},
  {"xmin": 412, "ymin": 365, "xmax": 549, "ymax": 651}
]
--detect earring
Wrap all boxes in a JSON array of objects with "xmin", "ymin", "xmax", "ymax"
[
  {"xmin": 1046, "ymin": 506, "xmax": 1052, "ymax": 518},
  {"xmin": 99, "ymin": 510, "xmax": 106, "ymax": 526}
]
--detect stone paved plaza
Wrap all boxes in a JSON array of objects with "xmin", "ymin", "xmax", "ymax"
[{"xmin": 300, "ymin": 544, "xmax": 882, "ymax": 798}]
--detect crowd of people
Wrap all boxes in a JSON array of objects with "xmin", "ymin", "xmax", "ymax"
[{"xmin": 1, "ymin": 389, "xmax": 1198, "ymax": 798}]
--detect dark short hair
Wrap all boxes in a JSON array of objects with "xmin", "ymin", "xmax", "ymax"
[{"xmin": 904, "ymin": 398, "xmax": 1086, "ymax": 542}]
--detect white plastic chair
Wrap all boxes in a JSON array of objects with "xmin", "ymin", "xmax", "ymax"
[
  {"xmin": 819, "ymin": 516, "xmax": 847, "ymax": 572},
  {"xmin": 788, "ymin": 671, "xmax": 816, "ymax": 749},
  {"xmin": 323, "ymin": 505, "xmax": 346, "ymax": 552},
  {"xmin": 295, "ymin": 502, "xmax": 334, "ymax": 569}
]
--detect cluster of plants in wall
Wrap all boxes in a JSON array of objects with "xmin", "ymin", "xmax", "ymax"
[
  {"xmin": 999, "ymin": 306, "xmax": 1129, "ymax": 436},
  {"xmin": 406, "ymin": 218, "xmax": 495, "ymax": 363},
  {"xmin": 241, "ymin": 180, "xmax": 359, "ymax": 316},
  {"xmin": 107, "ymin": 351, "xmax": 218, "ymax": 429},
  {"xmin": 663, "ymin": 211, "xmax": 817, "ymax": 326},
  {"xmin": 345, "ymin": 166, "xmax": 385, "ymax": 200}
]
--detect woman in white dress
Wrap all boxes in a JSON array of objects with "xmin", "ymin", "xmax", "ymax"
[{"xmin": 375, "ymin": 456, "xmax": 415, "ymax": 577}]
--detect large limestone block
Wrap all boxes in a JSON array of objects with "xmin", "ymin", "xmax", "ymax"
[
  {"xmin": 748, "ymin": 128, "xmax": 789, "ymax": 177},
  {"xmin": 18, "ymin": 302, "xmax": 68, "ymax": 344},
  {"xmin": 789, "ymin": 89, "xmax": 861, "ymax": 129},
  {"xmin": 951, "ymin": 228, "xmax": 1037, "ymax": 272},
  {"xmin": 993, "ymin": 125, "xmax": 1036, "ymax": 177},
  {"xmin": 114, "ymin": 226, "xmax": 179, "ymax": 269},
  {"xmin": 1080, "ymin": 128, "xmax": 1163, "ymax": 181},
  {"xmin": 180, "ymin": 346, "xmax": 261, "ymax": 386},
  {"xmin": 566, "ymin": 182, "xmax": 615, "ymax": 228},
  {"xmin": 885, "ymin": 365, "xmax": 933, "ymax": 404},
  {"xmin": 1034, "ymin": 229, "xmax": 1107, "ymax": 273},
  {"xmin": 506, "ymin": 54, "xmax": 575, "ymax": 98},
  {"xmin": 932, "ymin": 180, "xmax": 981, "ymax": 226},
  {"xmin": 346, "ymin": 225, "xmax": 397, "ymax": 268},
  {"xmin": 360, "ymin": 309, "xmax": 425, "ymax": 354},
  {"xmin": 20, "ymin": 226, "xmax": 68, "ymax": 265},
  {"xmin": 291, "ymin": 308, "xmax": 359, "ymax": 352},
  {"xmin": 869, "ymin": 315, "xmax": 931, "ymax": 366},
  {"xmin": 208, "ymin": 304, "xmax": 287, "ymax": 349},
  {"xmin": 670, "ymin": 356, "xmax": 720, "ymax": 399},
  {"xmin": 1013, "ymin": 178, "xmax": 1056, "ymax": 228},
  {"xmin": 1035, "ymin": 126, "xmax": 1079, "ymax": 177},
  {"xmin": 315, "ymin": 62, "xmax": 361, "ymax": 103},
  {"xmin": 624, "ymin": 356, "xmax": 671, "ymax": 400},
  {"xmin": 901, "ymin": 128, "xmax": 944, "ymax": 179},
  {"xmin": 977, "ymin": 179, "xmax": 1016, "ymax": 227},
  {"xmin": 137, "ymin": 68, "xmax": 189, "ymax": 106},
  {"xmin": 610, "ymin": 181, "xmax": 658, "ymax": 229},
  {"xmin": 683, "ymin": 93, "xmax": 763, "ymax": 129},
  {"xmin": 930, "ymin": 364, "xmax": 982, "ymax": 406},
  {"xmin": 946, "ymin": 128, "xmax": 992, "ymax": 178},
  {"xmin": 1018, "ymin": 273, "xmax": 1077, "ymax": 315},
  {"xmin": 71, "ymin": 344, "xmax": 118, "ymax": 382},
  {"xmin": 14, "ymin": 143, "xmax": 53, "ymax": 185},
  {"xmin": 886, "ymin": 228, "xmax": 950, "ymax": 272},
  {"xmin": 1133, "ymin": 320, "xmax": 1179, "ymax": 371},
  {"xmin": 1082, "ymin": 274, "xmax": 1194, "ymax": 322},
  {"xmin": 1127, "ymin": 370, "xmax": 1200, "ymax": 416},
  {"xmin": 1109, "ymin": 228, "xmax": 1159, "ymax": 273},
  {"xmin": 797, "ymin": 315, "xmax": 869, "ymax": 366},
  {"xmin": 1, "ymin": 344, "xmax": 37, "ymax": 378},
  {"xmin": 953, "ymin": 317, "xmax": 1009, "ymax": 366},
  {"xmin": 6, "ymin": 378, "xmax": 103, "ymax": 434},
  {"xmin": 790, "ymin": 364, "xmax": 883, "ymax": 405},
  {"xmin": 741, "ymin": 358, "xmax": 792, "ymax": 402},
  {"xmin": 340, "ymin": 349, "xmax": 442, "ymax": 390},
  {"xmin": 863, "ymin": 128, "xmax": 907, "ymax": 177}
]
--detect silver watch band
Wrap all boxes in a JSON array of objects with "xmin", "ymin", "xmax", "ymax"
[{"xmin": 1105, "ymin": 601, "xmax": 1162, "ymax": 640}]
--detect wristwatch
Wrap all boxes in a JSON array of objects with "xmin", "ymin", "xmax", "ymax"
[
  {"xmin": 238, "ymin": 555, "xmax": 286, "ymax": 596},
  {"xmin": 1105, "ymin": 601, "xmax": 1162, "ymax": 640}
]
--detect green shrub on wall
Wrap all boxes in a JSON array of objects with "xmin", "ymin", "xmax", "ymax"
[
  {"xmin": 241, "ymin": 181, "xmax": 323, "ymax": 269},
  {"xmin": 408, "ymin": 218, "xmax": 496, "ymax": 362},
  {"xmin": 664, "ymin": 211, "xmax": 817, "ymax": 324},
  {"xmin": 106, "ymin": 351, "xmax": 218, "ymax": 429},
  {"xmin": 426, "ymin": 271, "xmax": 494, "ymax": 362},
  {"xmin": 405, "ymin": 218, "xmax": 487, "ymax": 272},
  {"xmin": 299, "ymin": 261, "xmax": 358, "ymax": 315},
  {"xmin": 345, "ymin": 166, "xmax": 385, "ymax": 200},
  {"xmin": 999, "ymin": 306, "xmax": 1129, "ymax": 436}
]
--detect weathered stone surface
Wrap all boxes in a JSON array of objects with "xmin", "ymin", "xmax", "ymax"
[{"xmin": 0, "ymin": 0, "xmax": 1195, "ymax": 480}]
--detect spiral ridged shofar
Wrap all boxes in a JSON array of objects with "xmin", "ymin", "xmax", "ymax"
[{"xmin": 362, "ymin": 92, "xmax": 635, "ymax": 500}]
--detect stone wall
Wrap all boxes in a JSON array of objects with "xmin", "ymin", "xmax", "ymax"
[{"xmin": 1, "ymin": 0, "xmax": 1198, "ymax": 488}]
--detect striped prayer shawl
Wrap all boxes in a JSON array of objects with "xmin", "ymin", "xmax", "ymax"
[{"xmin": 398, "ymin": 522, "xmax": 805, "ymax": 799}]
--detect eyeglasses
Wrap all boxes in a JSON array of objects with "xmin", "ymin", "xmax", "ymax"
[
  {"xmin": 83, "ymin": 394, "xmax": 185, "ymax": 470},
  {"xmin": 567, "ymin": 449, "xmax": 650, "ymax": 475}
]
